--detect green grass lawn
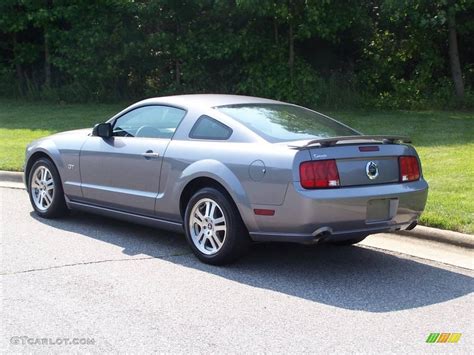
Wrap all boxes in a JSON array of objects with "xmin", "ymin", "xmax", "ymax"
[
  {"xmin": 1, "ymin": 99, "xmax": 473, "ymax": 234},
  {"xmin": 0, "ymin": 100, "xmax": 124, "ymax": 171}
]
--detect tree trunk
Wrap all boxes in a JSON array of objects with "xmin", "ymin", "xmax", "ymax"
[
  {"xmin": 175, "ymin": 21, "xmax": 181, "ymax": 87},
  {"xmin": 175, "ymin": 60, "xmax": 181, "ymax": 86},
  {"xmin": 288, "ymin": 22, "xmax": 294, "ymax": 85},
  {"xmin": 43, "ymin": 0, "xmax": 53, "ymax": 89},
  {"xmin": 13, "ymin": 34, "xmax": 24, "ymax": 93},
  {"xmin": 44, "ymin": 33, "xmax": 51, "ymax": 88},
  {"xmin": 273, "ymin": 18, "xmax": 279, "ymax": 44},
  {"xmin": 447, "ymin": 9, "xmax": 464, "ymax": 98}
]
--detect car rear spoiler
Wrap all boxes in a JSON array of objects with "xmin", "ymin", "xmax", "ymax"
[{"xmin": 291, "ymin": 135, "xmax": 412, "ymax": 149}]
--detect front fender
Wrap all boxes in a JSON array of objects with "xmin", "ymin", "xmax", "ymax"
[
  {"xmin": 25, "ymin": 139, "xmax": 65, "ymax": 187},
  {"xmin": 25, "ymin": 133, "xmax": 87, "ymax": 199}
]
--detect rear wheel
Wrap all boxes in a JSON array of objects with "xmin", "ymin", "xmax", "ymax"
[
  {"xmin": 28, "ymin": 158, "xmax": 68, "ymax": 218},
  {"xmin": 184, "ymin": 187, "xmax": 249, "ymax": 265}
]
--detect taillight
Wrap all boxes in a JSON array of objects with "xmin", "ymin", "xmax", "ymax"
[
  {"xmin": 399, "ymin": 156, "xmax": 420, "ymax": 182},
  {"xmin": 299, "ymin": 160, "xmax": 340, "ymax": 189}
]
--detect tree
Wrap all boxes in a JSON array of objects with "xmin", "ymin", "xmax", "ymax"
[
  {"xmin": 0, "ymin": 0, "xmax": 472, "ymax": 107},
  {"xmin": 447, "ymin": 3, "xmax": 464, "ymax": 97},
  {"xmin": 378, "ymin": 0, "xmax": 471, "ymax": 99}
]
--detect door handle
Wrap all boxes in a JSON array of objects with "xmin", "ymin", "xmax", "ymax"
[{"xmin": 142, "ymin": 150, "xmax": 160, "ymax": 159}]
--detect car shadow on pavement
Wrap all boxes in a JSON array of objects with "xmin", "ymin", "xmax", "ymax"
[{"xmin": 31, "ymin": 211, "xmax": 474, "ymax": 313}]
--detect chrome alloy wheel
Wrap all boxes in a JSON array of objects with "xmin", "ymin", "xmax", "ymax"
[
  {"xmin": 189, "ymin": 198, "xmax": 227, "ymax": 255},
  {"xmin": 31, "ymin": 166, "xmax": 55, "ymax": 211}
]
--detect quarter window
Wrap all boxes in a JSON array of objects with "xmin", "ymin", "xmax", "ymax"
[
  {"xmin": 189, "ymin": 115, "xmax": 233, "ymax": 140},
  {"xmin": 216, "ymin": 104, "xmax": 358, "ymax": 143},
  {"xmin": 113, "ymin": 105, "xmax": 186, "ymax": 139}
]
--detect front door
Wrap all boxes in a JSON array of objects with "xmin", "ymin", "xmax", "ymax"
[{"xmin": 79, "ymin": 105, "xmax": 186, "ymax": 216}]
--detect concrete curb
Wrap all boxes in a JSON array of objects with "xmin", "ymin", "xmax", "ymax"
[
  {"xmin": 397, "ymin": 226, "xmax": 473, "ymax": 249},
  {"xmin": 0, "ymin": 170, "xmax": 23, "ymax": 183},
  {"xmin": 1, "ymin": 170, "xmax": 472, "ymax": 248}
]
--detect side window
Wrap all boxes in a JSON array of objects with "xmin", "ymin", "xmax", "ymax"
[
  {"xmin": 113, "ymin": 105, "xmax": 186, "ymax": 139},
  {"xmin": 189, "ymin": 115, "xmax": 233, "ymax": 140}
]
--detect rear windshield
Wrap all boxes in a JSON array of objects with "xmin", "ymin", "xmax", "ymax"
[{"xmin": 216, "ymin": 104, "xmax": 358, "ymax": 143}]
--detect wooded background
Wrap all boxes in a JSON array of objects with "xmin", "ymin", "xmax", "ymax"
[{"xmin": 1, "ymin": 0, "xmax": 473, "ymax": 109}]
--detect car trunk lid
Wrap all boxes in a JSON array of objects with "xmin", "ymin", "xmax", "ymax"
[
  {"xmin": 334, "ymin": 155, "xmax": 399, "ymax": 186},
  {"xmin": 288, "ymin": 136, "xmax": 413, "ymax": 187},
  {"xmin": 312, "ymin": 145, "xmax": 405, "ymax": 187}
]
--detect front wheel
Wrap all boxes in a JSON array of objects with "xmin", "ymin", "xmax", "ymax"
[
  {"xmin": 28, "ymin": 158, "xmax": 68, "ymax": 218},
  {"xmin": 184, "ymin": 187, "xmax": 249, "ymax": 265}
]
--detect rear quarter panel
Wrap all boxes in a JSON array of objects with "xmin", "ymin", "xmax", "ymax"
[{"xmin": 155, "ymin": 140, "xmax": 300, "ymax": 230}]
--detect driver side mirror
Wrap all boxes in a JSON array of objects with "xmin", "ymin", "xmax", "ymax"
[{"xmin": 92, "ymin": 123, "xmax": 112, "ymax": 138}]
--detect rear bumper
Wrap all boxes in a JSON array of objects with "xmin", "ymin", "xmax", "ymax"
[{"xmin": 248, "ymin": 179, "xmax": 428, "ymax": 243}]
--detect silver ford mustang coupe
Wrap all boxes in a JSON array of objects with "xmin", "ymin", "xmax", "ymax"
[{"xmin": 24, "ymin": 94, "xmax": 428, "ymax": 264}]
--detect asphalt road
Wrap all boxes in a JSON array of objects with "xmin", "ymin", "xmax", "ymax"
[{"xmin": 1, "ymin": 187, "xmax": 473, "ymax": 353}]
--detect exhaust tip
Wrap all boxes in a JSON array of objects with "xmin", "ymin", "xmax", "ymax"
[
  {"xmin": 406, "ymin": 221, "xmax": 418, "ymax": 230},
  {"xmin": 312, "ymin": 227, "xmax": 333, "ymax": 243}
]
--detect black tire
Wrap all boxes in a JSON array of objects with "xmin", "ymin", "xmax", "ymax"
[
  {"xmin": 28, "ymin": 158, "xmax": 68, "ymax": 218},
  {"xmin": 184, "ymin": 187, "xmax": 250, "ymax": 265},
  {"xmin": 328, "ymin": 235, "xmax": 367, "ymax": 246}
]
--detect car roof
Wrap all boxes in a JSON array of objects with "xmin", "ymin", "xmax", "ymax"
[{"xmin": 136, "ymin": 94, "xmax": 283, "ymax": 109}]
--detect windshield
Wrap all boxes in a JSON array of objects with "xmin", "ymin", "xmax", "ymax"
[{"xmin": 216, "ymin": 104, "xmax": 358, "ymax": 143}]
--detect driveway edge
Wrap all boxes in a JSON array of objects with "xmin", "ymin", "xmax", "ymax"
[
  {"xmin": 0, "ymin": 170, "xmax": 23, "ymax": 183},
  {"xmin": 1, "ymin": 169, "xmax": 472, "ymax": 248},
  {"xmin": 397, "ymin": 226, "xmax": 473, "ymax": 249}
]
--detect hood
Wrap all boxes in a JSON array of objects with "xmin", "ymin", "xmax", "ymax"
[
  {"xmin": 26, "ymin": 127, "xmax": 93, "ymax": 154},
  {"xmin": 53, "ymin": 128, "xmax": 92, "ymax": 137}
]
